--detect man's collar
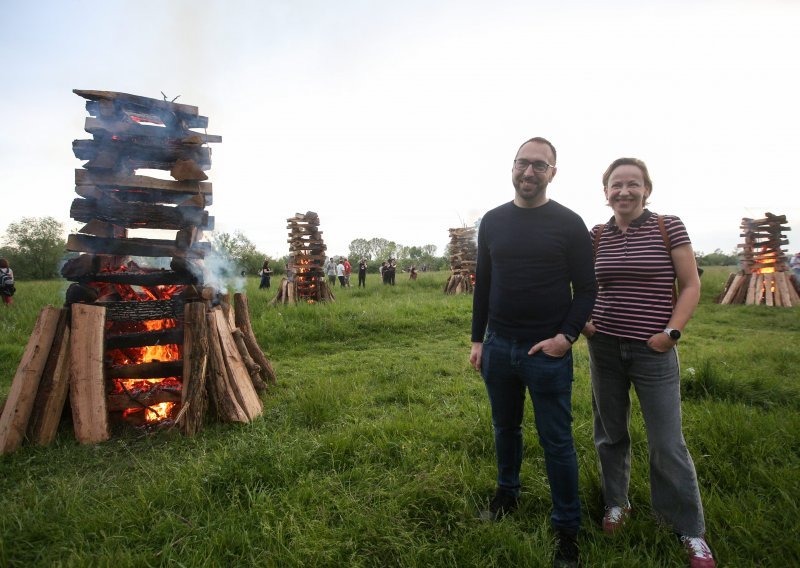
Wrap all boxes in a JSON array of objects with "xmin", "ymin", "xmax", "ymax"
[{"xmin": 607, "ymin": 209, "xmax": 653, "ymax": 228}]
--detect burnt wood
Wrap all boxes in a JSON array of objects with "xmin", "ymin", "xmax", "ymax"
[
  {"xmin": 105, "ymin": 328, "xmax": 184, "ymax": 350},
  {"xmin": 102, "ymin": 299, "xmax": 185, "ymax": 322},
  {"xmin": 107, "ymin": 389, "xmax": 182, "ymax": 412},
  {"xmin": 107, "ymin": 360, "xmax": 184, "ymax": 379},
  {"xmin": 73, "ymin": 271, "xmax": 197, "ymax": 287},
  {"xmin": 84, "ymin": 117, "xmax": 222, "ymax": 144},
  {"xmin": 70, "ymin": 197, "xmax": 211, "ymax": 231},
  {"xmin": 75, "ymin": 168, "xmax": 212, "ymax": 197},
  {"xmin": 75, "ymin": 89, "xmax": 204, "ymax": 123},
  {"xmin": 67, "ymin": 234, "xmax": 210, "ymax": 258},
  {"xmin": 72, "ymin": 139, "xmax": 212, "ymax": 169}
]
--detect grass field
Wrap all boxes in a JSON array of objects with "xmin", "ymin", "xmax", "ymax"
[{"xmin": 1, "ymin": 267, "xmax": 798, "ymax": 567}]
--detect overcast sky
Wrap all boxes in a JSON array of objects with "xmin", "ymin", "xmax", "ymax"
[{"xmin": 2, "ymin": 0, "xmax": 798, "ymax": 261}]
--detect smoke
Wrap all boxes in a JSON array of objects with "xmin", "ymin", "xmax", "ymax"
[{"xmin": 199, "ymin": 251, "xmax": 246, "ymax": 294}]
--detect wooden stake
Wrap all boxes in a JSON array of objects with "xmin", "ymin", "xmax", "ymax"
[
  {"xmin": 211, "ymin": 310, "xmax": 262, "ymax": 420},
  {"xmin": 205, "ymin": 312, "xmax": 248, "ymax": 423},
  {"xmin": 0, "ymin": 306, "xmax": 62, "ymax": 454},
  {"xmin": 180, "ymin": 301, "xmax": 209, "ymax": 435},
  {"xmin": 233, "ymin": 292, "xmax": 276, "ymax": 386},
  {"xmin": 69, "ymin": 304, "xmax": 110, "ymax": 445},
  {"xmin": 27, "ymin": 309, "xmax": 71, "ymax": 446}
]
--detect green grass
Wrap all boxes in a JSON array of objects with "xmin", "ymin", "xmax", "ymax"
[{"xmin": 1, "ymin": 268, "xmax": 798, "ymax": 566}]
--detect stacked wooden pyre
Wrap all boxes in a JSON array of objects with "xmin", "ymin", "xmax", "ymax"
[
  {"xmin": 0, "ymin": 90, "xmax": 275, "ymax": 455},
  {"xmin": 717, "ymin": 212, "xmax": 800, "ymax": 307},
  {"xmin": 271, "ymin": 211, "xmax": 335, "ymax": 304},
  {"xmin": 444, "ymin": 227, "xmax": 477, "ymax": 294}
]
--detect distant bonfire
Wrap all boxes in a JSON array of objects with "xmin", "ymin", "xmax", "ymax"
[
  {"xmin": 271, "ymin": 211, "xmax": 335, "ymax": 304},
  {"xmin": 444, "ymin": 227, "xmax": 476, "ymax": 295},
  {"xmin": 716, "ymin": 212, "xmax": 800, "ymax": 307}
]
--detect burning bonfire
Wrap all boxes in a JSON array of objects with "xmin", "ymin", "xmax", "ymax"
[
  {"xmin": 717, "ymin": 212, "xmax": 800, "ymax": 306},
  {"xmin": 444, "ymin": 227, "xmax": 477, "ymax": 294},
  {"xmin": 271, "ymin": 211, "xmax": 335, "ymax": 304},
  {"xmin": 0, "ymin": 90, "xmax": 275, "ymax": 455}
]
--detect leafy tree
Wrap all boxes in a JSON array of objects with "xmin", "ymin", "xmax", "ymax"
[
  {"xmin": 348, "ymin": 238, "xmax": 371, "ymax": 261},
  {"xmin": 1, "ymin": 216, "xmax": 66, "ymax": 279},
  {"xmin": 209, "ymin": 230, "xmax": 268, "ymax": 275},
  {"xmin": 695, "ymin": 249, "xmax": 738, "ymax": 266},
  {"xmin": 368, "ymin": 237, "xmax": 398, "ymax": 262}
]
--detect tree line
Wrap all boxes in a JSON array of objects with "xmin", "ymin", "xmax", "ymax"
[{"xmin": 0, "ymin": 217, "xmax": 450, "ymax": 280}]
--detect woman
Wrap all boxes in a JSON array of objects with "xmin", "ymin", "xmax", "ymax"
[
  {"xmin": 0, "ymin": 258, "xmax": 15, "ymax": 306},
  {"xmin": 583, "ymin": 158, "xmax": 715, "ymax": 568},
  {"xmin": 259, "ymin": 259, "xmax": 273, "ymax": 289}
]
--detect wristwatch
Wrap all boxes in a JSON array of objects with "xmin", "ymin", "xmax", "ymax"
[
  {"xmin": 664, "ymin": 328, "xmax": 681, "ymax": 341},
  {"xmin": 562, "ymin": 333, "xmax": 577, "ymax": 344}
]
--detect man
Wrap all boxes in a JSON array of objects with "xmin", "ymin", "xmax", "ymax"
[
  {"xmin": 470, "ymin": 137, "xmax": 596, "ymax": 568},
  {"xmin": 325, "ymin": 257, "xmax": 337, "ymax": 287}
]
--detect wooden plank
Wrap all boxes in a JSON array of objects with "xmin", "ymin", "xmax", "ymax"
[
  {"xmin": 720, "ymin": 274, "xmax": 744, "ymax": 305},
  {"xmin": 106, "ymin": 361, "xmax": 183, "ymax": 380},
  {"xmin": 212, "ymin": 310, "xmax": 262, "ymax": 420},
  {"xmin": 746, "ymin": 272, "xmax": 758, "ymax": 305},
  {"xmin": 69, "ymin": 304, "xmax": 110, "ymax": 445},
  {"xmin": 233, "ymin": 293, "xmax": 276, "ymax": 387},
  {"xmin": 70, "ymin": 197, "xmax": 210, "ymax": 231},
  {"xmin": 205, "ymin": 311, "xmax": 248, "ymax": 423},
  {"xmin": 84, "ymin": 117, "xmax": 222, "ymax": 144},
  {"xmin": 105, "ymin": 328, "xmax": 184, "ymax": 350},
  {"xmin": 74, "ymin": 89, "xmax": 202, "ymax": 119},
  {"xmin": 72, "ymin": 139, "xmax": 212, "ymax": 168},
  {"xmin": 753, "ymin": 274, "xmax": 764, "ymax": 305},
  {"xmin": 0, "ymin": 307, "xmax": 62, "ymax": 454},
  {"xmin": 75, "ymin": 168, "xmax": 212, "ymax": 196},
  {"xmin": 107, "ymin": 389, "xmax": 181, "ymax": 412},
  {"xmin": 764, "ymin": 273, "xmax": 774, "ymax": 306},
  {"xmin": 67, "ymin": 233, "xmax": 210, "ymax": 258},
  {"xmin": 102, "ymin": 299, "xmax": 184, "ymax": 322},
  {"xmin": 27, "ymin": 309, "xmax": 71, "ymax": 446},
  {"xmin": 180, "ymin": 301, "xmax": 209, "ymax": 435}
]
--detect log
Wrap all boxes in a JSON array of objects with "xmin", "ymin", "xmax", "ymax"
[
  {"xmin": 105, "ymin": 328, "xmax": 184, "ymax": 350},
  {"xmin": 171, "ymin": 159, "xmax": 208, "ymax": 181},
  {"xmin": 764, "ymin": 273, "xmax": 774, "ymax": 306},
  {"xmin": 0, "ymin": 306, "xmax": 62, "ymax": 454},
  {"xmin": 107, "ymin": 388, "xmax": 182, "ymax": 412},
  {"xmin": 75, "ymin": 168, "xmax": 212, "ymax": 199},
  {"xmin": 776, "ymin": 272, "xmax": 792, "ymax": 307},
  {"xmin": 232, "ymin": 328, "xmax": 267, "ymax": 393},
  {"xmin": 233, "ymin": 293, "xmax": 275, "ymax": 386},
  {"xmin": 720, "ymin": 274, "xmax": 744, "ymax": 305},
  {"xmin": 211, "ymin": 310, "xmax": 263, "ymax": 420},
  {"xmin": 205, "ymin": 311, "xmax": 249, "ymax": 423},
  {"xmin": 106, "ymin": 360, "xmax": 183, "ymax": 379},
  {"xmin": 733, "ymin": 274, "xmax": 750, "ymax": 304},
  {"xmin": 746, "ymin": 272, "xmax": 758, "ymax": 305},
  {"xmin": 27, "ymin": 309, "xmax": 71, "ymax": 446},
  {"xmin": 74, "ymin": 89, "xmax": 203, "ymax": 121},
  {"xmin": 84, "ymin": 116, "xmax": 222, "ymax": 144},
  {"xmin": 103, "ymin": 299, "xmax": 184, "ymax": 322},
  {"xmin": 77, "ymin": 271, "xmax": 197, "ymax": 287},
  {"xmin": 180, "ymin": 302, "xmax": 209, "ymax": 435},
  {"xmin": 67, "ymin": 234, "xmax": 210, "ymax": 258},
  {"xmin": 753, "ymin": 274, "xmax": 764, "ymax": 305},
  {"xmin": 70, "ymin": 197, "xmax": 211, "ymax": 231},
  {"xmin": 69, "ymin": 303, "xmax": 110, "ymax": 444},
  {"xmin": 73, "ymin": 139, "xmax": 212, "ymax": 169}
]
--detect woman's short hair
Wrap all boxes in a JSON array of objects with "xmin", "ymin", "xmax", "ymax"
[{"xmin": 602, "ymin": 157, "xmax": 653, "ymax": 206}]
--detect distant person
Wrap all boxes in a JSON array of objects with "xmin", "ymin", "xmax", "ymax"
[
  {"xmin": 343, "ymin": 257, "xmax": 352, "ymax": 288},
  {"xmin": 409, "ymin": 266, "xmax": 418, "ymax": 280},
  {"xmin": 0, "ymin": 258, "xmax": 15, "ymax": 306},
  {"xmin": 470, "ymin": 137, "xmax": 596, "ymax": 568},
  {"xmin": 259, "ymin": 259, "xmax": 273, "ymax": 289},
  {"xmin": 582, "ymin": 157, "xmax": 715, "ymax": 567},
  {"xmin": 381, "ymin": 261, "xmax": 389, "ymax": 285},
  {"xmin": 388, "ymin": 259, "xmax": 397, "ymax": 286},
  {"xmin": 358, "ymin": 258, "xmax": 368, "ymax": 287},
  {"xmin": 325, "ymin": 257, "xmax": 337, "ymax": 287},
  {"xmin": 336, "ymin": 259, "xmax": 346, "ymax": 288}
]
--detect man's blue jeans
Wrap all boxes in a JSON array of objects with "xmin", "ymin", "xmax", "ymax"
[{"xmin": 480, "ymin": 331, "xmax": 581, "ymax": 532}]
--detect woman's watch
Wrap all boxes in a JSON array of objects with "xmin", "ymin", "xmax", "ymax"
[
  {"xmin": 562, "ymin": 333, "xmax": 578, "ymax": 344},
  {"xmin": 664, "ymin": 328, "xmax": 682, "ymax": 341}
]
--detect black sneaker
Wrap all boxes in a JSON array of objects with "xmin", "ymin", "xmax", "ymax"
[
  {"xmin": 477, "ymin": 490, "xmax": 519, "ymax": 521},
  {"xmin": 553, "ymin": 530, "xmax": 580, "ymax": 568}
]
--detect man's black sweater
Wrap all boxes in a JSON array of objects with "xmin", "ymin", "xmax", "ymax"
[{"xmin": 471, "ymin": 200, "xmax": 596, "ymax": 344}]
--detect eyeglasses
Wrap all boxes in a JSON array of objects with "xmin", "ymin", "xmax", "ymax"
[{"xmin": 513, "ymin": 159, "xmax": 555, "ymax": 173}]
